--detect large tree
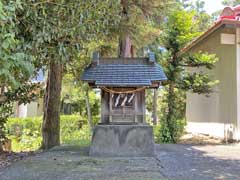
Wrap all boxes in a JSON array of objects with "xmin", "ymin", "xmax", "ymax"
[
  {"xmin": 144, "ymin": 0, "xmax": 212, "ymax": 125},
  {"xmin": 158, "ymin": 9, "xmax": 218, "ymax": 143},
  {"xmin": 16, "ymin": 0, "xmax": 120, "ymax": 149},
  {"xmin": 116, "ymin": 0, "xmax": 173, "ymax": 58}
]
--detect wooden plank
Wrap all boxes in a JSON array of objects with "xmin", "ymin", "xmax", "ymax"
[
  {"xmin": 136, "ymin": 90, "xmax": 144, "ymax": 123},
  {"xmin": 142, "ymin": 89, "xmax": 146, "ymax": 123},
  {"xmin": 109, "ymin": 92, "xmax": 113, "ymax": 123},
  {"xmin": 101, "ymin": 90, "xmax": 110, "ymax": 124},
  {"xmin": 134, "ymin": 92, "xmax": 137, "ymax": 123},
  {"xmin": 100, "ymin": 90, "xmax": 104, "ymax": 123}
]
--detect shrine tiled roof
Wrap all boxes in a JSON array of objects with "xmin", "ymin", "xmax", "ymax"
[{"xmin": 81, "ymin": 58, "xmax": 167, "ymax": 87}]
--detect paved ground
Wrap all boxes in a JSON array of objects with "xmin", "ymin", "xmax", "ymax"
[
  {"xmin": 1, "ymin": 144, "xmax": 240, "ymax": 180},
  {"xmin": 156, "ymin": 144, "xmax": 240, "ymax": 180}
]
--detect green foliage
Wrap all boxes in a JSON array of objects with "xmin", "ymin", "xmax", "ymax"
[
  {"xmin": 60, "ymin": 115, "xmax": 90, "ymax": 146},
  {"xmin": 117, "ymin": 0, "xmax": 173, "ymax": 48},
  {"xmin": 157, "ymin": 118, "xmax": 186, "ymax": 143},
  {"xmin": 153, "ymin": 125, "xmax": 161, "ymax": 142},
  {"xmin": 0, "ymin": 0, "xmax": 34, "ymax": 87},
  {"xmin": 5, "ymin": 83, "xmax": 43, "ymax": 104},
  {"xmin": 61, "ymin": 74, "xmax": 100, "ymax": 117},
  {"xmin": 176, "ymin": 0, "xmax": 212, "ymax": 30},
  {"xmin": 14, "ymin": 0, "xmax": 121, "ymax": 148},
  {"xmin": 16, "ymin": 0, "xmax": 121, "ymax": 66},
  {"xmin": 162, "ymin": 10, "xmax": 201, "ymax": 52},
  {"xmin": 0, "ymin": 83, "xmax": 42, "ymax": 144},
  {"xmin": 61, "ymin": 124, "xmax": 90, "ymax": 147},
  {"xmin": 145, "ymin": 88, "xmax": 166, "ymax": 125},
  {"xmin": 181, "ymin": 73, "xmax": 219, "ymax": 94},
  {"xmin": 0, "ymin": 1, "xmax": 42, "ymax": 145},
  {"xmin": 6, "ymin": 117, "xmax": 42, "ymax": 151},
  {"xmin": 222, "ymin": 0, "xmax": 240, "ymax": 6},
  {"xmin": 156, "ymin": 88, "xmax": 186, "ymax": 143},
  {"xmin": 90, "ymin": 0, "xmax": 175, "ymax": 57},
  {"xmin": 182, "ymin": 53, "xmax": 218, "ymax": 69},
  {"xmin": 6, "ymin": 115, "xmax": 91, "ymax": 152},
  {"xmin": 0, "ymin": 103, "xmax": 13, "ymax": 143},
  {"xmin": 157, "ymin": 9, "xmax": 218, "ymax": 143}
]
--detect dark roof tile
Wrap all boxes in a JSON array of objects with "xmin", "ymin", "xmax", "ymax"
[{"xmin": 81, "ymin": 58, "xmax": 167, "ymax": 87}]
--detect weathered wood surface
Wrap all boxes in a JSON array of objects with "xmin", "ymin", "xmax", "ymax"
[
  {"xmin": 101, "ymin": 90, "xmax": 109, "ymax": 124},
  {"xmin": 100, "ymin": 89, "xmax": 145, "ymax": 124}
]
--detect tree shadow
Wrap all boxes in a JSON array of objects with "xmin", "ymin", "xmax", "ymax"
[{"xmin": 156, "ymin": 144, "xmax": 240, "ymax": 180}]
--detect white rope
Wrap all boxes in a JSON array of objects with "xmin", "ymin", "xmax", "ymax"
[{"xmin": 101, "ymin": 87, "xmax": 145, "ymax": 94}]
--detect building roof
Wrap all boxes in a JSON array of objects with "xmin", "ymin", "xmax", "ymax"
[
  {"xmin": 81, "ymin": 58, "xmax": 167, "ymax": 87},
  {"xmin": 181, "ymin": 19, "xmax": 240, "ymax": 54}
]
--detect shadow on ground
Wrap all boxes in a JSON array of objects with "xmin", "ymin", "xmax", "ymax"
[{"xmin": 156, "ymin": 144, "xmax": 240, "ymax": 180}]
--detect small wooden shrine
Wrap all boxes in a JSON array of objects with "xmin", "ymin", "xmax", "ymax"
[{"xmin": 82, "ymin": 53, "xmax": 167, "ymax": 157}]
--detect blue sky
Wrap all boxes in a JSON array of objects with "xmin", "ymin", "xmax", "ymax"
[{"xmin": 192, "ymin": 0, "xmax": 224, "ymax": 14}]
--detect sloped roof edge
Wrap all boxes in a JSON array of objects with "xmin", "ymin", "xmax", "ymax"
[
  {"xmin": 81, "ymin": 58, "xmax": 167, "ymax": 87},
  {"xmin": 181, "ymin": 19, "xmax": 240, "ymax": 54}
]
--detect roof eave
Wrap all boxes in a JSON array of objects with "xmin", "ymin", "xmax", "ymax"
[
  {"xmin": 180, "ymin": 19, "xmax": 240, "ymax": 54},
  {"xmin": 85, "ymin": 79, "xmax": 167, "ymax": 88}
]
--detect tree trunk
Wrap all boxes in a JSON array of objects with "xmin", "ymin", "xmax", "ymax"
[
  {"xmin": 166, "ymin": 83, "xmax": 176, "ymax": 143},
  {"xmin": 0, "ymin": 86, "xmax": 7, "ymax": 103},
  {"xmin": 119, "ymin": 34, "xmax": 132, "ymax": 58},
  {"xmin": 85, "ymin": 89, "xmax": 93, "ymax": 133},
  {"xmin": 152, "ymin": 89, "xmax": 158, "ymax": 125},
  {"xmin": 119, "ymin": 0, "xmax": 134, "ymax": 58},
  {"xmin": 42, "ymin": 61, "xmax": 63, "ymax": 149}
]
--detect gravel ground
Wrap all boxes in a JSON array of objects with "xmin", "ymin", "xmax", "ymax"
[
  {"xmin": 156, "ymin": 144, "xmax": 240, "ymax": 180},
  {"xmin": 1, "ymin": 144, "xmax": 240, "ymax": 180},
  {"xmin": 0, "ymin": 145, "xmax": 166, "ymax": 180},
  {"xmin": 0, "ymin": 151, "xmax": 34, "ymax": 169}
]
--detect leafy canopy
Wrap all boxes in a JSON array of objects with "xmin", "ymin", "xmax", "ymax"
[
  {"xmin": 17, "ymin": 0, "xmax": 120, "ymax": 66},
  {"xmin": 0, "ymin": 1, "xmax": 33, "ymax": 88}
]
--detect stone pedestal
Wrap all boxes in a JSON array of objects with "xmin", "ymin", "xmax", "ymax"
[{"xmin": 89, "ymin": 125, "xmax": 155, "ymax": 157}]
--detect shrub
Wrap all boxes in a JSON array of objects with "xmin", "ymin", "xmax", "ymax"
[
  {"xmin": 157, "ymin": 117, "xmax": 186, "ymax": 143},
  {"xmin": 6, "ymin": 115, "xmax": 92, "ymax": 152},
  {"xmin": 61, "ymin": 125, "xmax": 91, "ymax": 146},
  {"xmin": 6, "ymin": 117, "xmax": 42, "ymax": 151},
  {"xmin": 60, "ymin": 115, "xmax": 90, "ymax": 146}
]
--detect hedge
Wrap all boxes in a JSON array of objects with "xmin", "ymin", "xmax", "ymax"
[{"xmin": 6, "ymin": 115, "xmax": 92, "ymax": 152}]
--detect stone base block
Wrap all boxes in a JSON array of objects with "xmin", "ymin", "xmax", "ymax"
[{"xmin": 89, "ymin": 125, "xmax": 155, "ymax": 157}]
